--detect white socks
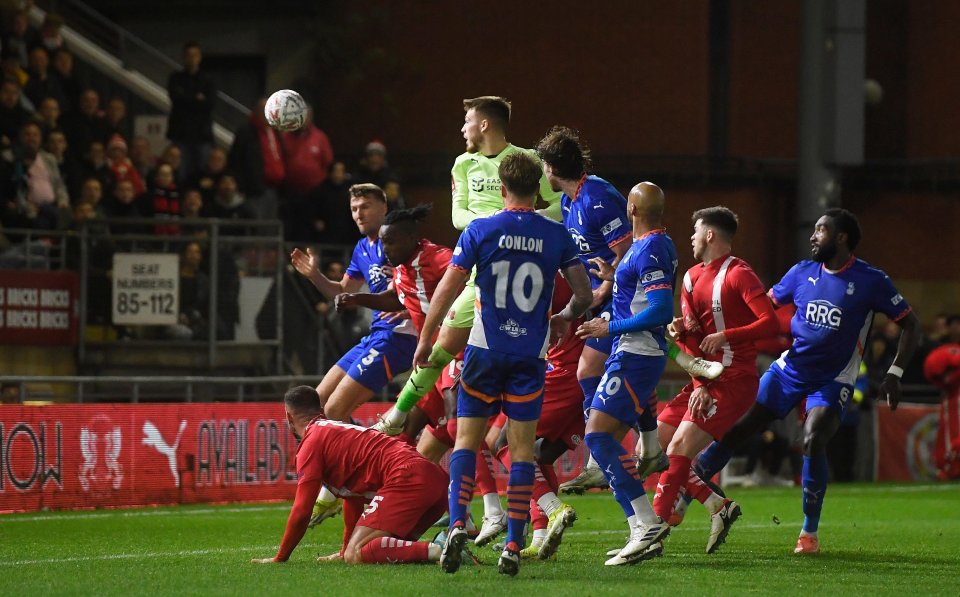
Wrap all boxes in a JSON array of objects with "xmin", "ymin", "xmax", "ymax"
[
  {"xmin": 537, "ymin": 492, "xmax": 563, "ymax": 517},
  {"xmin": 483, "ymin": 492, "xmax": 504, "ymax": 516}
]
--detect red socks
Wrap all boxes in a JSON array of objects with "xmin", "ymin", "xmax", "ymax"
[
  {"xmin": 653, "ymin": 454, "xmax": 692, "ymax": 519},
  {"xmin": 359, "ymin": 537, "xmax": 430, "ymax": 563}
]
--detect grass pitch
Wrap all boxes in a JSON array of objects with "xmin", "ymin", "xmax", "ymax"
[{"xmin": 2, "ymin": 483, "xmax": 958, "ymax": 596}]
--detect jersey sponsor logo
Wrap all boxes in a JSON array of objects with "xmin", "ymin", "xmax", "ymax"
[
  {"xmin": 600, "ymin": 217, "xmax": 623, "ymax": 235},
  {"xmin": 368, "ymin": 264, "xmax": 394, "ymax": 285},
  {"xmin": 808, "ymin": 276, "xmax": 818, "ymax": 285},
  {"xmin": 593, "ymin": 202, "xmax": 604, "ymax": 210},
  {"xmin": 641, "ymin": 270, "xmax": 665, "ymax": 284},
  {"xmin": 804, "ymin": 299, "xmax": 842, "ymax": 330},
  {"xmin": 846, "ymin": 282, "xmax": 856, "ymax": 295},
  {"xmin": 891, "ymin": 293, "xmax": 904, "ymax": 306},
  {"xmin": 469, "ymin": 177, "xmax": 501, "ymax": 193},
  {"xmin": 650, "ymin": 254, "xmax": 660, "ymax": 263},
  {"xmin": 499, "ymin": 318, "xmax": 528, "ymax": 338},
  {"xmin": 568, "ymin": 228, "xmax": 591, "ymax": 252}
]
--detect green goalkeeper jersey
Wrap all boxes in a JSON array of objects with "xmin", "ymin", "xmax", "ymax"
[{"xmin": 450, "ymin": 143, "xmax": 562, "ymax": 230}]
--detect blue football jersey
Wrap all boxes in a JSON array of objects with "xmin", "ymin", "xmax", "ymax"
[
  {"xmin": 345, "ymin": 237, "xmax": 415, "ymax": 335},
  {"xmin": 611, "ymin": 229, "xmax": 678, "ymax": 357},
  {"xmin": 770, "ymin": 257, "xmax": 911, "ymax": 385},
  {"xmin": 561, "ymin": 176, "xmax": 631, "ymax": 290},
  {"xmin": 451, "ymin": 208, "xmax": 580, "ymax": 358}
]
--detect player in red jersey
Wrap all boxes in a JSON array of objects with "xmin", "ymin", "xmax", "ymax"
[
  {"xmin": 486, "ymin": 274, "xmax": 586, "ymax": 559},
  {"xmin": 651, "ymin": 207, "xmax": 779, "ymax": 554},
  {"xmin": 335, "ymin": 204, "xmax": 506, "ymax": 541},
  {"xmin": 923, "ymin": 343, "xmax": 960, "ymax": 480},
  {"xmin": 251, "ymin": 386, "xmax": 455, "ymax": 565}
]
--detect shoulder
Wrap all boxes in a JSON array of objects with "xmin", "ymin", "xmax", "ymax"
[
  {"xmin": 451, "ymin": 152, "xmax": 476, "ymax": 169},
  {"xmin": 853, "ymin": 258, "xmax": 888, "ymax": 279},
  {"xmin": 584, "ymin": 176, "xmax": 624, "ymax": 198}
]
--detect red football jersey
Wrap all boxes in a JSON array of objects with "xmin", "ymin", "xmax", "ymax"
[
  {"xmin": 296, "ymin": 418, "xmax": 425, "ymax": 499},
  {"xmin": 547, "ymin": 273, "xmax": 585, "ymax": 373},
  {"xmin": 679, "ymin": 254, "xmax": 770, "ymax": 377},
  {"xmin": 925, "ymin": 344, "xmax": 960, "ymax": 391},
  {"xmin": 392, "ymin": 239, "xmax": 453, "ymax": 332}
]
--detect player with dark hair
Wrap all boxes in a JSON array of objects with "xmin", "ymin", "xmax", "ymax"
[
  {"xmin": 372, "ymin": 95, "xmax": 562, "ymax": 546},
  {"xmin": 575, "ymin": 182, "xmax": 678, "ymax": 566},
  {"xmin": 251, "ymin": 386, "xmax": 456, "ymax": 566},
  {"xmin": 290, "ymin": 183, "xmax": 418, "ymax": 525},
  {"xmin": 649, "ymin": 205, "xmax": 779, "ymax": 555},
  {"xmin": 693, "ymin": 207, "xmax": 922, "ymax": 554},
  {"xmin": 422, "ymin": 152, "xmax": 592, "ymax": 576}
]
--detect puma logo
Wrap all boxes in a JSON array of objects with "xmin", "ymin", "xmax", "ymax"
[{"xmin": 142, "ymin": 420, "xmax": 187, "ymax": 487}]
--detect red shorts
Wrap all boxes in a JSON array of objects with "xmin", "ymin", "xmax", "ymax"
[
  {"xmin": 659, "ymin": 371, "xmax": 759, "ymax": 439},
  {"xmin": 491, "ymin": 368, "xmax": 585, "ymax": 449},
  {"xmin": 358, "ymin": 459, "xmax": 448, "ymax": 541}
]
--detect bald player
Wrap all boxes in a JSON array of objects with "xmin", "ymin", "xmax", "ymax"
[{"xmin": 576, "ymin": 182, "xmax": 678, "ymax": 566}]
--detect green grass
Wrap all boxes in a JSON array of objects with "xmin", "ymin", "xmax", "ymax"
[{"xmin": 2, "ymin": 484, "xmax": 959, "ymax": 596}]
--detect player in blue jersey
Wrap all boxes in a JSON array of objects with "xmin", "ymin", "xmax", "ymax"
[
  {"xmin": 576, "ymin": 181, "xmax": 678, "ymax": 566},
  {"xmin": 693, "ymin": 208, "xmax": 921, "ymax": 554},
  {"xmin": 415, "ymin": 152, "xmax": 592, "ymax": 576},
  {"xmin": 290, "ymin": 183, "xmax": 418, "ymax": 525}
]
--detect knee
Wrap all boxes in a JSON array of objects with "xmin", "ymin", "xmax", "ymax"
[
  {"xmin": 343, "ymin": 545, "xmax": 363, "ymax": 565},
  {"xmin": 802, "ymin": 431, "xmax": 829, "ymax": 455},
  {"xmin": 584, "ymin": 431, "xmax": 607, "ymax": 453}
]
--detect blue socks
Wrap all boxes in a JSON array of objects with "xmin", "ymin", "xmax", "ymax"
[
  {"xmin": 694, "ymin": 440, "xmax": 734, "ymax": 480},
  {"xmin": 506, "ymin": 461, "xmax": 535, "ymax": 547},
  {"xmin": 579, "ymin": 376, "xmax": 602, "ymax": 416},
  {"xmin": 447, "ymin": 448, "xmax": 476, "ymax": 529},
  {"xmin": 801, "ymin": 454, "xmax": 829, "ymax": 533},
  {"xmin": 585, "ymin": 431, "xmax": 645, "ymax": 518}
]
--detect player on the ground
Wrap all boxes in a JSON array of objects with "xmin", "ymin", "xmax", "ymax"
[
  {"xmin": 420, "ymin": 152, "xmax": 592, "ymax": 576},
  {"xmin": 650, "ymin": 206, "xmax": 779, "ymax": 554},
  {"xmin": 575, "ymin": 181, "xmax": 678, "ymax": 566},
  {"xmin": 250, "ymin": 385, "xmax": 455, "ymax": 566},
  {"xmin": 693, "ymin": 208, "xmax": 921, "ymax": 554},
  {"xmin": 289, "ymin": 183, "xmax": 417, "ymax": 525},
  {"xmin": 923, "ymin": 343, "xmax": 960, "ymax": 480},
  {"xmin": 373, "ymin": 96, "xmax": 562, "ymax": 545}
]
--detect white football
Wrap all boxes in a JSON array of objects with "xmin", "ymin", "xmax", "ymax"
[{"xmin": 264, "ymin": 89, "xmax": 307, "ymax": 131}]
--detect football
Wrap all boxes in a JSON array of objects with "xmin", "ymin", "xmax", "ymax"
[{"xmin": 264, "ymin": 89, "xmax": 307, "ymax": 131}]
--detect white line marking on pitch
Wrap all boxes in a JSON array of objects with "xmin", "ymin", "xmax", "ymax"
[
  {"xmin": 0, "ymin": 543, "xmax": 339, "ymax": 567},
  {"xmin": 0, "ymin": 505, "xmax": 290, "ymax": 524}
]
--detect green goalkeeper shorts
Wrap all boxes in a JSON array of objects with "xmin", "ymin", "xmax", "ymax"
[{"xmin": 442, "ymin": 277, "xmax": 476, "ymax": 329}]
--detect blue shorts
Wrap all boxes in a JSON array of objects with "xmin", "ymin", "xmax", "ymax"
[
  {"xmin": 458, "ymin": 345, "xmax": 545, "ymax": 422},
  {"xmin": 756, "ymin": 362, "xmax": 855, "ymax": 420},
  {"xmin": 588, "ymin": 351, "xmax": 666, "ymax": 427},
  {"xmin": 336, "ymin": 330, "xmax": 417, "ymax": 392},
  {"xmin": 585, "ymin": 298, "xmax": 615, "ymax": 356}
]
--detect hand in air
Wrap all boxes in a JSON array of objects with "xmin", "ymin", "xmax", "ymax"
[
  {"xmin": 290, "ymin": 247, "xmax": 319, "ymax": 279},
  {"xmin": 588, "ymin": 257, "xmax": 615, "ymax": 282}
]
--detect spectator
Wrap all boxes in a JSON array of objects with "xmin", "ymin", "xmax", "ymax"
[
  {"xmin": 23, "ymin": 46, "xmax": 65, "ymax": 108},
  {"xmin": 159, "ymin": 143, "xmax": 186, "ymax": 187},
  {"xmin": 4, "ymin": 121, "xmax": 69, "ymax": 230},
  {"xmin": 948, "ymin": 315, "xmax": 960, "ymax": 344},
  {"xmin": 0, "ymin": 50, "xmax": 27, "ymax": 90},
  {"xmin": 308, "ymin": 160, "xmax": 359, "ymax": 246},
  {"xmin": 353, "ymin": 139, "xmax": 395, "ymax": 189},
  {"xmin": 166, "ymin": 41, "xmax": 215, "ymax": 181},
  {"xmin": 383, "ymin": 177, "xmax": 405, "ymax": 211},
  {"xmin": 105, "ymin": 134, "xmax": 145, "ymax": 195},
  {"xmin": 103, "ymin": 97, "xmax": 129, "ymax": 144},
  {"xmin": 192, "ymin": 145, "xmax": 227, "ymax": 206},
  {"xmin": 164, "ymin": 240, "xmax": 210, "ymax": 340},
  {"xmin": 143, "ymin": 162, "xmax": 180, "ymax": 236},
  {"xmin": 45, "ymin": 128, "xmax": 82, "ymax": 201},
  {"xmin": 103, "ymin": 178, "xmax": 147, "ymax": 235},
  {"xmin": 130, "ymin": 136, "xmax": 156, "ymax": 181},
  {"xmin": 34, "ymin": 96, "xmax": 60, "ymax": 136},
  {"xmin": 80, "ymin": 140, "xmax": 110, "ymax": 190},
  {"xmin": 228, "ymin": 96, "xmax": 284, "ymax": 219},
  {"xmin": 0, "ymin": 383, "xmax": 21, "ymax": 404},
  {"xmin": 3, "ymin": 10, "xmax": 30, "ymax": 69},
  {"xmin": 67, "ymin": 200, "xmax": 114, "ymax": 325},
  {"xmin": 62, "ymin": 89, "xmax": 109, "ymax": 158},
  {"xmin": 280, "ymin": 105, "xmax": 333, "ymax": 240},
  {"xmin": 50, "ymin": 49, "xmax": 80, "ymax": 112},
  {"xmin": 930, "ymin": 313, "xmax": 950, "ymax": 344},
  {"xmin": 180, "ymin": 187, "xmax": 206, "ymax": 237},
  {"xmin": 209, "ymin": 173, "xmax": 254, "ymax": 220},
  {"xmin": 35, "ymin": 13, "xmax": 65, "ymax": 54},
  {"xmin": 77, "ymin": 176, "xmax": 106, "ymax": 218},
  {"xmin": 0, "ymin": 77, "xmax": 31, "ymax": 147}
]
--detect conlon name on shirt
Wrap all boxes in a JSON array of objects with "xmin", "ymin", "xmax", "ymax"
[{"xmin": 498, "ymin": 235, "xmax": 543, "ymax": 253}]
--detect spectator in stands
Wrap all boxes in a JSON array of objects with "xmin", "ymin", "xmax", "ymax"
[
  {"xmin": 353, "ymin": 139, "xmax": 395, "ymax": 189},
  {"xmin": 35, "ymin": 13, "xmax": 65, "ymax": 54},
  {"xmin": 181, "ymin": 188, "xmax": 203, "ymax": 219},
  {"xmin": 165, "ymin": 240, "xmax": 210, "ymax": 340},
  {"xmin": 309, "ymin": 160, "xmax": 359, "ymax": 246},
  {"xmin": 0, "ymin": 383, "xmax": 21, "ymax": 404},
  {"xmin": 228, "ymin": 97, "xmax": 284, "ymax": 219},
  {"xmin": 103, "ymin": 179, "xmax": 147, "ymax": 234},
  {"xmin": 34, "ymin": 96, "xmax": 60, "ymax": 135},
  {"xmin": 159, "ymin": 143, "xmax": 186, "ymax": 187},
  {"xmin": 192, "ymin": 145, "xmax": 227, "ymax": 206},
  {"xmin": 929, "ymin": 314, "xmax": 950, "ymax": 344},
  {"xmin": 4, "ymin": 121, "xmax": 69, "ymax": 230},
  {"xmin": 24, "ymin": 46, "xmax": 65, "ymax": 108},
  {"xmin": 77, "ymin": 176, "xmax": 106, "ymax": 218},
  {"xmin": 383, "ymin": 177, "xmax": 405, "ymax": 211},
  {"xmin": 0, "ymin": 49, "xmax": 27, "ymax": 90},
  {"xmin": 166, "ymin": 41, "xmax": 215, "ymax": 182},
  {"xmin": 51, "ymin": 48, "xmax": 79, "ymax": 112},
  {"xmin": 130, "ymin": 136, "xmax": 156, "ymax": 181},
  {"xmin": 80, "ymin": 139, "xmax": 110, "ymax": 190},
  {"xmin": 0, "ymin": 77, "xmax": 31, "ymax": 147},
  {"xmin": 67, "ymin": 199, "xmax": 114, "ymax": 325},
  {"xmin": 143, "ymin": 162, "xmax": 180, "ymax": 236},
  {"xmin": 209, "ymin": 173, "xmax": 254, "ymax": 220},
  {"xmin": 103, "ymin": 97, "xmax": 130, "ymax": 143},
  {"xmin": 45, "ymin": 128, "xmax": 82, "ymax": 201},
  {"xmin": 281, "ymin": 105, "xmax": 333, "ymax": 240},
  {"xmin": 946, "ymin": 315, "xmax": 960, "ymax": 344},
  {"xmin": 3, "ymin": 10, "xmax": 30, "ymax": 69},
  {"xmin": 105, "ymin": 134, "xmax": 145, "ymax": 195},
  {"xmin": 62, "ymin": 89, "xmax": 109, "ymax": 158}
]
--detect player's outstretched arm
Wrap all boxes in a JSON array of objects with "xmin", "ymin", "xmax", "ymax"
[
  {"xmin": 290, "ymin": 247, "xmax": 363, "ymax": 299},
  {"xmin": 880, "ymin": 311, "xmax": 922, "ymax": 411},
  {"xmin": 253, "ymin": 478, "xmax": 322, "ymax": 563},
  {"xmin": 414, "ymin": 266, "xmax": 468, "ymax": 367},
  {"xmin": 551, "ymin": 263, "xmax": 593, "ymax": 345},
  {"xmin": 335, "ymin": 289, "xmax": 404, "ymax": 314}
]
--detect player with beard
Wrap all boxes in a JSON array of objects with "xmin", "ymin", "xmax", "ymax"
[
  {"xmin": 693, "ymin": 208, "xmax": 921, "ymax": 554},
  {"xmin": 289, "ymin": 183, "xmax": 417, "ymax": 526}
]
